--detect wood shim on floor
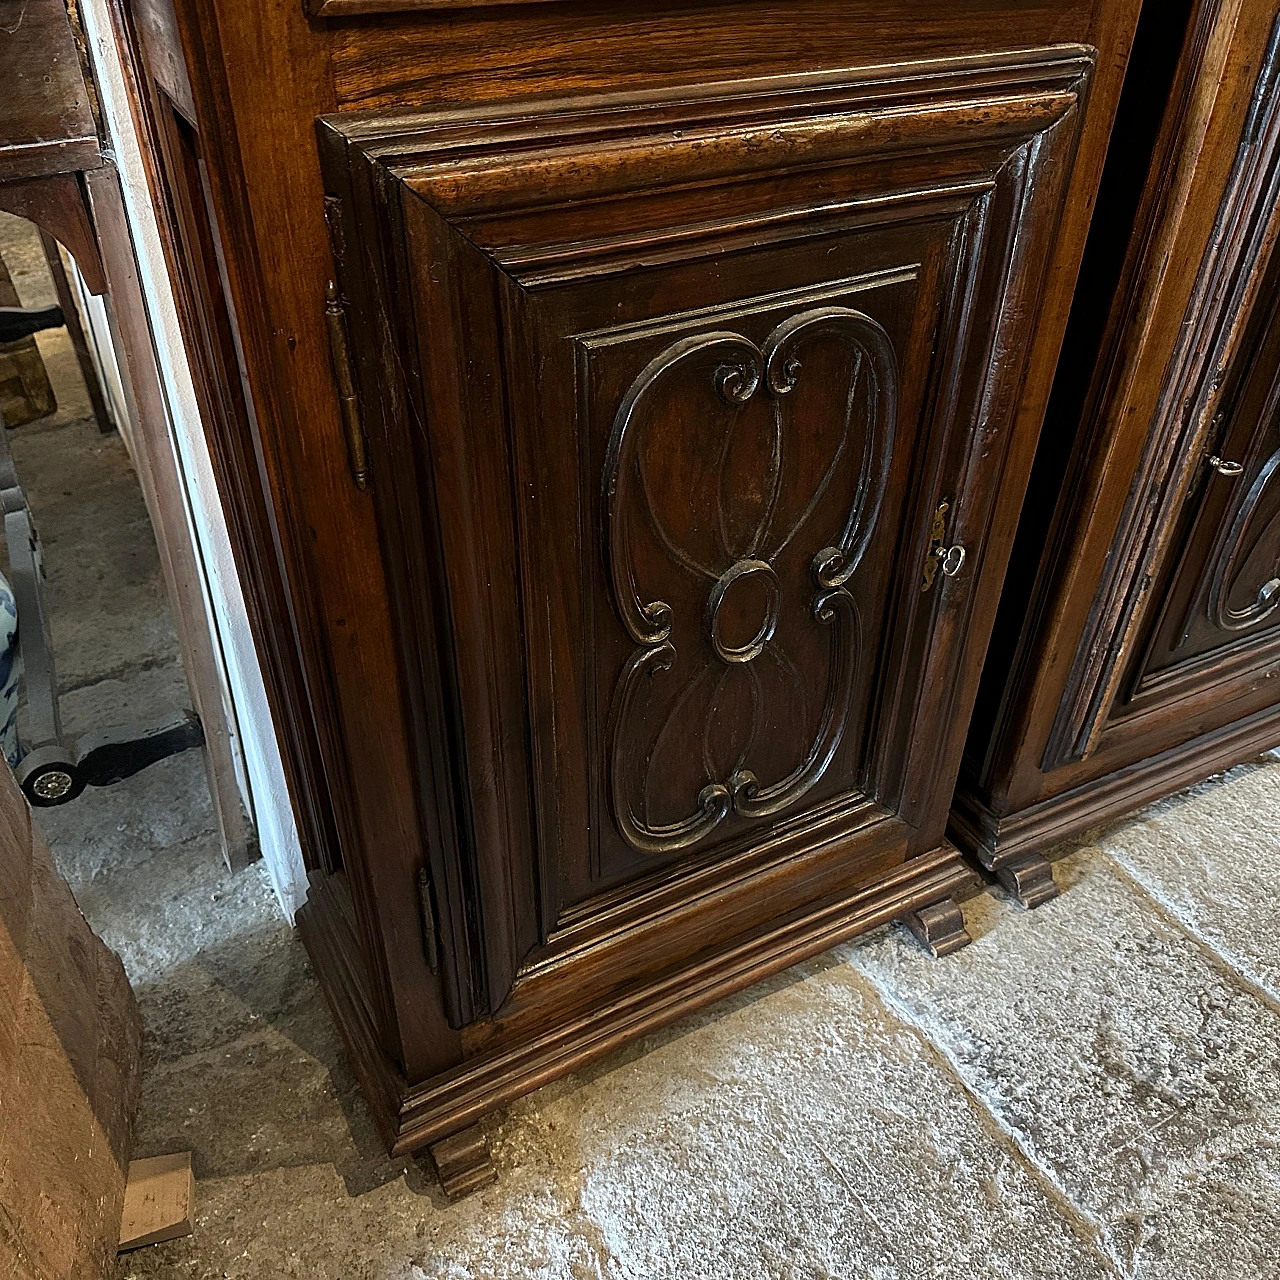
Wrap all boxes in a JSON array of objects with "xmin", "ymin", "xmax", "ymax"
[{"xmin": 119, "ymin": 1153, "xmax": 195, "ymax": 1253}]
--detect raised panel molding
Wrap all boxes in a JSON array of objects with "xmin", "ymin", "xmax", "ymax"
[
  {"xmin": 1121, "ymin": 278, "xmax": 1280, "ymax": 707},
  {"xmin": 1042, "ymin": 14, "xmax": 1280, "ymax": 770},
  {"xmin": 601, "ymin": 304, "xmax": 897, "ymax": 855},
  {"xmin": 319, "ymin": 45, "xmax": 1093, "ymax": 1024}
]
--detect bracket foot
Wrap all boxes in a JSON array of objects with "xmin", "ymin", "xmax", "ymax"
[
  {"xmin": 903, "ymin": 897, "xmax": 971, "ymax": 957},
  {"xmin": 429, "ymin": 1125, "xmax": 496, "ymax": 1200},
  {"xmin": 997, "ymin": 853, "xmax": 1058, "ymax": 910}
]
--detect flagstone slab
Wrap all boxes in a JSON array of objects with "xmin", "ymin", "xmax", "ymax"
[
  {"xmin": 120, "ymin": 954, "xmax": 1113, "ymax": 1280},
  {"xmin": 847, "ymin": 848, "xmax": 1280, "ymax": 1280},
  {"xmin": 1097, "ymin": 758, "xmax": 1280, "ymax": 1004}
]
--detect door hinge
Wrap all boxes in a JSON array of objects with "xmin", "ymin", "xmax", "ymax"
[
  {"xmin": 417, "ymin": 866, "xmax": 440, "ymax": 975},
  {"xmin": 921, "ymin": 499, "xmax": 966, "ymax": 592},
  {"xmin": 324, "ymin": 281, "xmax": 371, "ymax": 491},
  {"xmin": 323, "ymin": 194, "xmax": 370, "ymax": 491}
]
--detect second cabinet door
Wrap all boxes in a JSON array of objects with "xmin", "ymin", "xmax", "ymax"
[
  {"xmin": 321, "ymin": 45, "xmax": 1094, "ymax": 1025},
  {"xmin": 1123, "ymin": 249, "xmax": 1280, "ymax": 709}
]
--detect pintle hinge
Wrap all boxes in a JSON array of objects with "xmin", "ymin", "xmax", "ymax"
[
  {"xmin": 417, "ymin": 866, "xmax": 440, "ymax": 975},
  {"xmin": 323, "ymin": 195, "xmax": 370, "ymax": 491}
]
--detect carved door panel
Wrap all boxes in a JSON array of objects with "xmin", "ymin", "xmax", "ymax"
[
  {"xmin": 585, "ymin": 273, "xmax": 915, "ymax": 886},
  {"xmin": 322, "ymin": 47, "xmax": 1093, "ymax": 1023},
  {"xmin": 1120, "ymin": 252, "xmax": 1280, "ymax": 710},
  {"xmin": 1037, "ymin": 15, "xmax": 1280, "ymax": 769}
]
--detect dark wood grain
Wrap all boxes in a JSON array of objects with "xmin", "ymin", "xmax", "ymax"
[
  {"xmin": 127, "ymin": 0, "xmax": 463, "ymax": 1085},
  {"xmin": 0, "ymin": 175, "xmax": 106, "ymax": 295},
  {"xmin": 903, "ymin": 897, "xmax": 972, "ymax": 957},
  {"xmin": 126, "ymin": 0, "xmax": 1140, "ymax": 1163},
  {"xmin": 320, "ymin": 45, "xmax": 1092, "ymax": 1021},
  {"xmin": 956, "ymin": 0, "xmax": 1280, "ymax": 871},
  {"xmin": 1045, "ymin": 9, "xmax": 1280, "ymax": 769},
  {"xmin": 312, "ymin": 0, "xmax": 559, "ymax": 14},
  {"xmin": 994, "ymin": 852, "xmax": 1058, "ymax": 909},
  {"xmin": 129, "ymin": 0, "xmax": 196, "ymax": 123},
  {"xmin": 428, "ymin": 1126, "xmax": 497, "ymax": 1201},
  {"xmin": 329, "ymin": 1, "xmax": 1096, "ymax": 114},
  {"xmin": 0, "ymin": 0, "xmax": 100, "ymax": 181}
]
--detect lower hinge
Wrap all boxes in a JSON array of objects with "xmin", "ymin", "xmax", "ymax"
[
  {"xmin": 324, "ymin": 281, "xmax": 371, "ymax": 491},
  {"xmin": 417, "ymin": 866, "xmax": 440, "ymax": 975},
  {"xmin": 323, "ymin": 193, "xmax": 371, "ymax": 491}
]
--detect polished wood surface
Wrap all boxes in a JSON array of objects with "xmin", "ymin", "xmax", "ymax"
[
  {"xmin": 956, "ymin": 0, "xmax": 1280, "ymax": 871},
  {"xmin": 322, "ymin": 44, "xmax": 1092, "ymax": 1022},
  {"xmin": 129, "ymin": 0, "xmax": 1142, "ymax": 1162}
]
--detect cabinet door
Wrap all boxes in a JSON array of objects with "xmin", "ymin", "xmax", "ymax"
[
  {"xmin": 322, "ymin": 47, "xmax": 1092, "ymax": 1023},
  {"xmin": 1041, "ymin": 16, "xmax": 1280, "ymax": 759},
  {"xmin": 1122, "ymin": 252, "xmax": 1280, "ymax": 708}
]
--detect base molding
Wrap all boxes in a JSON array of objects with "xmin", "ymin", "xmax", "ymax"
[
  {"xmin": 301, "ymin": 846, "xmax": 972, "ymax": 1163},
  {"xmin": 951, "ymin": 700, "xmax": 1280, "ymax": 869}
]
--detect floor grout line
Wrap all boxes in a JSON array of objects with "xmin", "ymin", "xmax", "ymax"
[
  {"xmin": 842, "ymin": 934, "xmax": 1133, "ymax": 1280},
  {"xmin": 56, "ymin": 651, "xmax": 184, "ymax": 697},
  {"xmin": 1095, "ymin": 848, "xmax": 1280, "ymax": 1022}
]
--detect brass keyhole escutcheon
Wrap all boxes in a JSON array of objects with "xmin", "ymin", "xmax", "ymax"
[
  {"xmin": 923, "ymin": 501, "xmax": 949, "ymax": 592},
  {"xmin": 922, "ymin": 500, "xmax": 966, "ymax": 591}
]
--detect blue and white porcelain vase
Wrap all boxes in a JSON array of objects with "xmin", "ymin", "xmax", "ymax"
[{"xmin": 0, "ymin": 571, "xmax": 21, "ymax": 768}]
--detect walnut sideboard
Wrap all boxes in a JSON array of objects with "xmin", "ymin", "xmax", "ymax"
[
  {"xmin": 119, "ymin": 0, "xmax": 1141, "ymax": 1192},
  {"xmin": 954, "ymin": 0, "xmax": 1280, "ymax": 905}
]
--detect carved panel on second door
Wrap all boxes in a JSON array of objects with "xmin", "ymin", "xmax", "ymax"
[
  {"xmin": 1120, "ymin": 247, "xmax": 1280, "ymax": 708},
  {"xmin": 1045, "ymin": 15, "xmax": 1280, "ymax": 758}
]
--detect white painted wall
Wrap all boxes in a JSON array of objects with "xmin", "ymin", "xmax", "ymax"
[
  {"xmin": 76, "ymin": 0, "xmax": 308, "ymax": 917},
  {"xmin": 64, "ymin": 258, "xmax": 128, "ymax": 436}
]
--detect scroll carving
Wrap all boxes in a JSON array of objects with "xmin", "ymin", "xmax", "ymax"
[
  {"xmin": 603, "ymin": 307, "xmax": 897, "ymax": 855},
  {"xmin": 1042, "ymin": 14, "xmax": 1280, "ymax": 768},
  {"xmin": 1206, "ymin": 442, "xmax": 1280, "ymax": 632}
]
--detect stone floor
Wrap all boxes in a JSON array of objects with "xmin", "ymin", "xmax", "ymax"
[{"xmin": 5, "ymin": 212, "xmax": 1280, "ymax": 1278}]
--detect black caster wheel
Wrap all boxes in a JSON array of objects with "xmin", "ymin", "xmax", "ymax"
[{"xmin": 16, "ymin": 745, "xmax": 86, "ymax": 806}]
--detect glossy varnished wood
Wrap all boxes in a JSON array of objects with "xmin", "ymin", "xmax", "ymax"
[
  {"xmin": 321, "ymin": 46, "xmax": 1095, "ymax": 1026},
  {"xmin": 903, "ymin": 897, "xmax": 972, "ymax": 957},
  {"xmin": 132, "ymin": 0, "xmax": 1141, "ymax": 1163},
  {"xmin": 957, "ymin": 0, "xmax": 1280, "ymax": 869},
  {"xmin": 427, "ymin": 1126, "xmax": 497, "ymax": 1201}
]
